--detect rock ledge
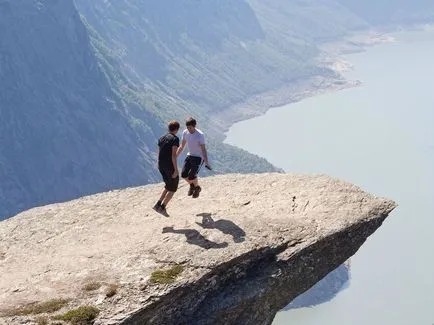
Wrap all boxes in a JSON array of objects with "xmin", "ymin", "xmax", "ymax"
[{"xmin": 0, "ymin": 173, "xmax": 396, "ymax": 325}]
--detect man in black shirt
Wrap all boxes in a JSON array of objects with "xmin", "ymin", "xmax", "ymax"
[{"xmin": 153, "ymin": 120, "xmax": 180, "ymax": 216}]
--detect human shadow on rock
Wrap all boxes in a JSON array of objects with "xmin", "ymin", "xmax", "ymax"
[
  {"xmin": 196, "ymin": 213, "xmax": 246, "ymax": 243},
  {"xmin": 162, "ymin": 226, "xmax": 228, "ymax": 249}
]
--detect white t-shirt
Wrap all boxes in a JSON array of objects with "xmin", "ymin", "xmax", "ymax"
[{"xmin": 182, "ymin": 129, "xmax": 205, "ymax": 158}]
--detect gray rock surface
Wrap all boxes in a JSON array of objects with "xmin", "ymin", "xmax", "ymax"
[
  {"xmin": 0, "ymin": 173, "xmax": 396, "ymax": 324},
  {"xmin": 284, "ymin": 262, "xmax": 350, "ymax": 310}
]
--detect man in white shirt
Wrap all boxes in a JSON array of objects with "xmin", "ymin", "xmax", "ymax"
[{"xmin": 177, "ymin": 117, "xmax": 211, "ymax": 198}]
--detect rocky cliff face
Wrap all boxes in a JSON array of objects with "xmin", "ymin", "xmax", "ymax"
[
  {"xmin": 0, "ymin": 174, "xmax": 396, "ymax": 325},
  {"xmin": 0, "ymin": 0, "xmax": 159, "ymax": 219},
  {"xmin": 284, "ymin": 262, "xmax": 350, "ymax": 310},
  {"xmin": 75, "ymin": 0, "xmax": 274, "ymax": 112}
]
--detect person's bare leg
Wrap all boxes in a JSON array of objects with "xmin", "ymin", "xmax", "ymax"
[
  {"xmin": 162, "ymin": 191, "xmax": 175, "ymax": 207},
  {"xmin": 184, "ymin": 178, "xmax": 194, "ymax": 196},
  {"xmin": 192, "ymin": 177, "xmax": 201, "ymax": 198},
  {"xmin": 159, "ymin": 189, "xmax": 168, "ymax": 203},
  {"xmin": 184, "ymin": 178, "xmax": 194, "ymax": 185},
  {"xmin": 154, "ymin": 189, "xmax": 168, "ymax": 210}
]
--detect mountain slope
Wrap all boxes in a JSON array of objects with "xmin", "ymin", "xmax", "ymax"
[
  {"xmin": 0, "ymin": 0, "xmax": 281, "ymax": 220},
  {"xmin": 0, "ymin": 0, "xmax": 159, "ymax": 218},
  {"xmin": 74, "ymin": 0, "xmax": 321, "ymax": 114},
  {"xmin": 2, "ymin": 0, "xmax": 434, "ymax": 219}
]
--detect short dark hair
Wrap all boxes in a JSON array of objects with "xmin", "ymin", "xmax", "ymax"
[
  {"xmin": 168, "ymin": 120, "xmax": 180, "ymax": 132},
  {"xmin": 186, "ymin": 117, "xmax": 197, "ymax": 127}
]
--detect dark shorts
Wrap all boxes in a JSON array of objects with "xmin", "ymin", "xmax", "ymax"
[
  {"xmin": 159, "ymin": 166, "xmax": 179, "ymax": 192},
  {"xmin": 181, "ymin": 155, "xmax": 202, "ymax": 180}
]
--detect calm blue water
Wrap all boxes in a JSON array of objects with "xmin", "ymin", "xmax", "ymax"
[{"xmin": 225, "ymin": 30, "xmax": 434, "ymax": 325}]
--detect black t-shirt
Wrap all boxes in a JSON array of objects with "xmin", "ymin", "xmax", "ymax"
[{"xmin": 158, "ymin": 133, "xmax": 179, "ymax": 169}]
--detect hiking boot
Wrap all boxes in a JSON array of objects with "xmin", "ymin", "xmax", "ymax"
[
  {"xmin": 188, "ymin": 184, "xmax": 195, "ymax": 196},
  {"xmin": 152, "ymin": 202, "xmax": 161, "ymax": 212},
  {"xmin": 192, "ymin": 186, "xmax": 201, "ymax": 198},
  {"xmin": 159, "ymin": 206, "xmax": 169, "ymax": 217}
]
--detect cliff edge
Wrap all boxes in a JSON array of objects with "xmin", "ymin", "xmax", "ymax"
[{"xmin": 0, "ymin": 173, "xmax": 396, "ymax": 324}]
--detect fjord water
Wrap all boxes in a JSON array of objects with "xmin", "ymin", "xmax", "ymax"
[{"xmin": 225, "ymin": 30, "xmax": 434, "ymax": 325}]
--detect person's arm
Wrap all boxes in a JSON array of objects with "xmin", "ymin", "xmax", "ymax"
[
  {"xmin": 199, "ymin": 133, "xmax": 210, "ymax": 168},
  {"xmin": 171, "ymin": 145, "xmax": 179, "ymax": 178},
  {"xmin": 177, "ymin": 137, "xmax": 186, "ymax": 157},
  {"xmin": 197, "ymin": 133, "xmax": 210, "ymax": 168},
  {"xmin": 200, "ymin": 143, "xmax": 211, "ymax": 170},
  {"xmin": 200, "ymin": 144, "xmax": 209, "ymax": 164}
]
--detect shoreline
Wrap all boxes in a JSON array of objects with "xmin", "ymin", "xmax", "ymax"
[
  {"xmin": 212, "ymin": 29, "xmax": 397, "ymax": 138},
  {"xmin": 218, "ymin": 23, "xmax": 434, "ymax": 139}
]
